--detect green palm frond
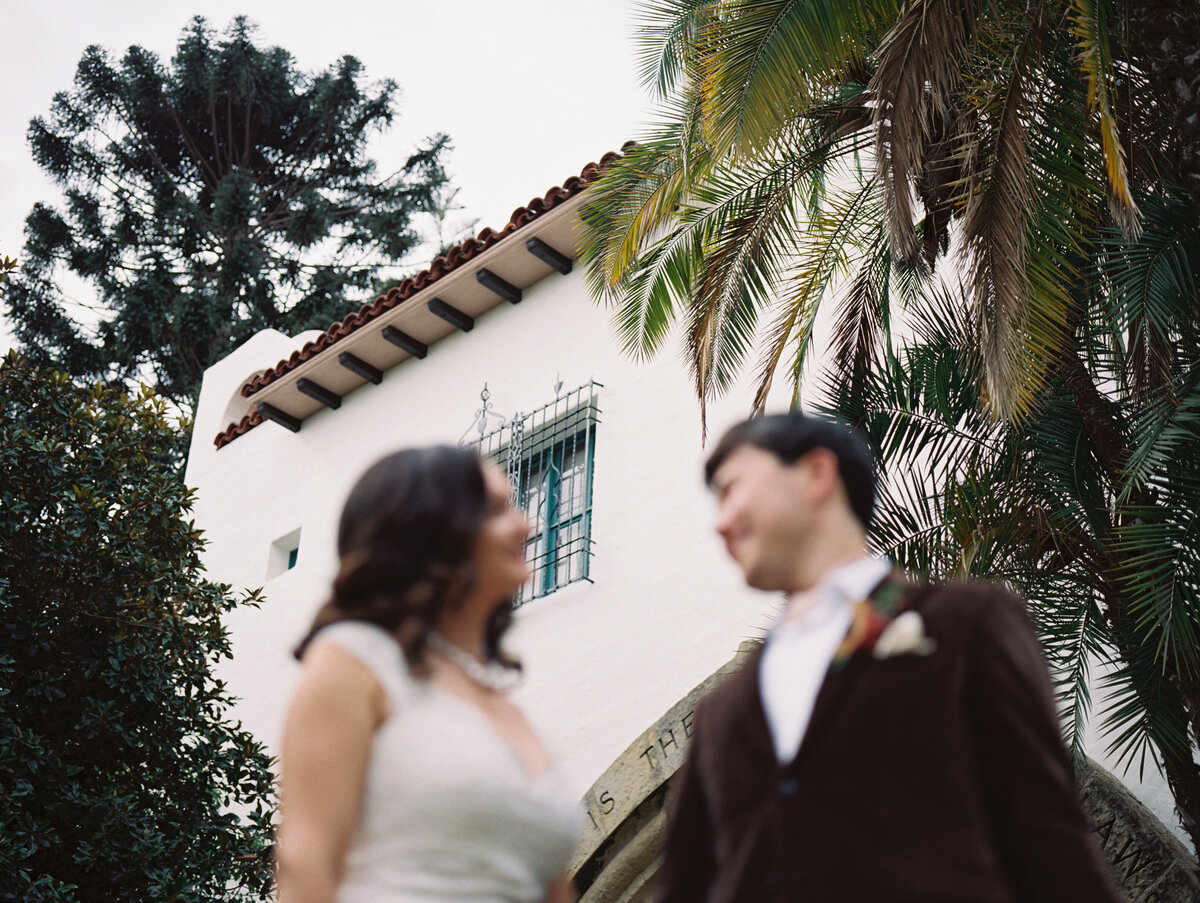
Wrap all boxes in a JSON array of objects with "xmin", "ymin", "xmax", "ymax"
[
  {"xmin": 1095, "ymin": 189, "xmax": 1200, "ymax": 398},
  {"xmin": 1016, "ymin": 379, "xmax": 1200, "ymax": 779},
  {"xmin": 1123, "ymin": 386, "xmax": 1200, "ymax": 496},
  {"xmin": 846, "ymin": 285, "xmax": 998, "ymax": 472},
  {"xmin": 685, "ymin": 132, "xmax": 871, "ymax": 424},
  {"xmin": 1121, "ymin": 343, "xmax": 1200, "ymax": 511},
  {"xmin": 1114, "ymin": 506, "xmax": 1200, "ymax": 675},
  {"xmin": 582, "ymin": 0, "xmax": 1200, "ymax": 842},
  {"xmin": 1118, "ymin": 389, "xmax": 1200, "ymax": 679},
  {"xmin": 814, "ymin": 276, "xmax": 1194, "ymax": 776},
  {"xmin": 697, "ymin": 0, "xmax": 897, "ymax": 156},
  {"xmin": 685, "ymin": 162, "xmax": 807, "ymax": 420},
  {"xmin": 634, "ymin": 0, "xmax": 719, "ymax": 98},
  {"xmin": 752, "ymin": 174, "xmax": 879, "ymax": 413},
  {"xmin": 587, "ymin": 106, "xmax": 873, "ymax": 414},
  {"xmin": 1098, "ymin": 636, "xmax": 1192, "ymax": 780},
  {"xmin": 874, "ymin": 462, "xmax": 963, "ymax": 575},
  {"xmin": 819, "ymin": 284, "xmax": 1002, "ymax": 560},
  {"xmin": 580, "ymin": 95, "xmax": 714, "ymax": 301},
  {"xmin": 829, "ymin": 223, "xmax": 892, "ymax": 381},
  {"xmin": 1041, "ymin": 581, "xmax": 1110, "ymax": 765},
  {"xmin": 1019, "ymin": 53, "xmax": 1104, "ymax": 398},
  {"xmin": 823, "ymin": 301, "xmax": 993, "ymax": 574},
  {"xmin": 605, "ymin": 227, "xmax": 706, "ymax": 360},
  {"xmin": 1028, "ymin": 408, "xmax": 1112, "ymax": 549}
]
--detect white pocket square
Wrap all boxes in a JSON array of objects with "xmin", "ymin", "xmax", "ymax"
[{"xmin": 873, "ymin": 610, "xmax": 937, "ymax": 659}]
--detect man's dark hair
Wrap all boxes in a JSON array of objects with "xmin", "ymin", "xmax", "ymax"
[{"xmin": 704, "ymin": 412, "xmax": 877, "ymax": 529}]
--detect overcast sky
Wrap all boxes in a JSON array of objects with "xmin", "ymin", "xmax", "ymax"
[{"xmin": 0, "ymin": 1, "xmax": 651, "ymax": 351}]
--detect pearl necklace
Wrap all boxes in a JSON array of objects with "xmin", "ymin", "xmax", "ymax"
[{"xmin": 426, "ymin": 631, "xmax": 522, "ymax": 693}]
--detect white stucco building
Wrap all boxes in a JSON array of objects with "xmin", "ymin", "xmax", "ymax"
[
  {"xmin": 184, "ymin": 153, "xmax": 1186, "ymax": 867},
  {"xmin": 185, "ymin": 154, "xmax": 781, "ymax": 802}
]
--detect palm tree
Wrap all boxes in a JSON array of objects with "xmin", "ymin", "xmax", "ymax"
[
  {"xmin": 817, "ymin": 203, "xmax": 1200, "ymax": 846},
  {"xmin": 582, "ymin": 0, "xmax": 1200, "ymax": 848}
]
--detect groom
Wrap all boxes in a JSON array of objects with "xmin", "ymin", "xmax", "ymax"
[{"xmin": 659, "ymin": 413, "xmax": 1122, "ymax": 902}]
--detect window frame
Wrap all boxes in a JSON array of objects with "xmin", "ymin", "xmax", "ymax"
[
  {"xmin": 518, "ymin": 421, "xmax": 596, "ymax": 597},
  {"xmin": 471, "ymin": 381, "xmax": 601, "ymax": 605}
]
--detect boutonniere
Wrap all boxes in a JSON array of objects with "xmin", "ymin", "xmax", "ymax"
[
  {"xmin": 830, "ymin": 577, "xmax": 936, "ymax": 670},
  {"xmin": 872, "ymin": 610, "xmax": 937, "ymax": 660}
]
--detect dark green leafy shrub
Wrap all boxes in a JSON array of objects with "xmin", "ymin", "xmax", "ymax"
[{"xmin": 0, "ymin": 352, "xmax": 273, "ymax": 901}]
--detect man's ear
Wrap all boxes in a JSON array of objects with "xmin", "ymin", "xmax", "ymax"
[{"xmin": 802, "ymin": 447, "xmax": 841, "ymax": 501}]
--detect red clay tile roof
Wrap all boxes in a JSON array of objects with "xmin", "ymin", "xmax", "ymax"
[
  {"xmin": 212, "ymin": 152, "xmax": 617, "ymax": 450},
  {"xmin": 239, "ymin": 153, "xmax": 617, "ymax": 398},
  {"xmin": 213, "ymin": 409, "xmax": 264, "ymax": 449}
]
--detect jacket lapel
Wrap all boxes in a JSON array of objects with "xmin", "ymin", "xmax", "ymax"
[
  {"xmin": 787, "ymin": 569, "xmax": 922, "ymax": 769},
  {"xmin": 788, "ymin": 648, "xmax": 870, "ymax": 770},
  {"xmin": 726, "ymin": 642, "xmax": 776, "ymax": 763}
]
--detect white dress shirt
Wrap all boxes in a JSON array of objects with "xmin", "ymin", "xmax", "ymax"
[{"xmin": 759, "ymin": 556, "xmax": 892, "ymax": 763}]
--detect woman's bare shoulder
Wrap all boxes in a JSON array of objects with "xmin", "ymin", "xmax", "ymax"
[{"xmin": 290, "ymin": 638, "xmax": 390, "ymax": 727}]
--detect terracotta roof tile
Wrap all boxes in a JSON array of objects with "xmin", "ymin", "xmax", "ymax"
[
  {"xmin": 212, "ymin": 152, "xmax": 617, "ymax": 449},
  {"xmin": 236, "ymin": 155, "xmax": 616, "ymax": 399},
  {"xmin": 213, "ymin": 410, "xmax": 264, "ymax": 449}
]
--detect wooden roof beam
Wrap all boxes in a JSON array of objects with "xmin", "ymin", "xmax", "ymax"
[
  {"xmin": 428, "ymin": 297, "xmax": 474, "ymax": 331},
  {"xmin": 258, "ymin": 402, "xmax": 301, "ymax": 433},
  {"xmin": 525, "ymin": 237, "xmax": 572, "ymax": 274},
  {"xmin": 476, "ymin": 268, "xmax": 522, "ymax": 304},
  {"xmin": 296, "ymin": 377, "xmax": 342, "ymax": 410},
  {"xmin": 338, "ymin": 351, "xmax": 383, "ymax": 385},
  {"xmin": 382, "ymin": 325, "xmax": 429, "ymax": 359}
]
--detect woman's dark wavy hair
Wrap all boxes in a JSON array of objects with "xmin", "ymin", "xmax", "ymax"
[{"xmin": 294, "ymin": 445, "xmax": 519, "ymax": 671}]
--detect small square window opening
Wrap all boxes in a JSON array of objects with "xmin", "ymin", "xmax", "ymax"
[{"xmin": 268, "ymin": 528, "xmax": 302, "ymax": 580}]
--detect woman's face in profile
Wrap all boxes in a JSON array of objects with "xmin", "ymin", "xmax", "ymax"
[{"xmin": 470, "ymin": 462, "xmax": 531, "ymax": 600}]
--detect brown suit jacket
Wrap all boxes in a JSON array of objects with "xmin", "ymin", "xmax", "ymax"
[{"xmin": 659, "ymin": 576, "xmax": 1124, "ymax": 903}]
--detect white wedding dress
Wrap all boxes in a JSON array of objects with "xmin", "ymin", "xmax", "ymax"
[{"xmin": 310, "ymin": 621, "xmax": 581, "ymax": 903}]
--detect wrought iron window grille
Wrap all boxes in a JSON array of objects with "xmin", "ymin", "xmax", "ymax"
[{"xmin": 467, "ymin": 380, "xmax": 601, "ymax": 605}]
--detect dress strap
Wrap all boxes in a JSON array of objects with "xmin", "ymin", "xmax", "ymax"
[{"xmin": 308, "ymin": 620, "xmax": 412, "ymax": 706}]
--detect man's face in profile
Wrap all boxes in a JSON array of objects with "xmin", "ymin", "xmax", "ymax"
[{"xmin": 710, "ymin": 444, "xmax": 820, "ymax": 592}]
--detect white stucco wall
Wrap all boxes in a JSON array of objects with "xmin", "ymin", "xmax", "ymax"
[{"xmin": 186, "ymin": 266, "xmax": 783, "ymax": 798}]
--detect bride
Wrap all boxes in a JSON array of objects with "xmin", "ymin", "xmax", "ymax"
[{"xmin": 275, "ymin": 446, "xmax": 579, "ymax": 903}]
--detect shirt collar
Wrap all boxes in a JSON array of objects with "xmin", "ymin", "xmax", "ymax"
[
  {"xmin": 819, "ymin": 555, "xmax": 892, "ymax": 606},
  {"xmin": 776, "ymin": 556, "xmax": 891, "ymax": 628}
]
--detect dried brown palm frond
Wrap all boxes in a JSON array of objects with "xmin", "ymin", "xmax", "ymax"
[
  {"xmin": 913, "ymin": 108, "xmax": 967, "ymax": 267},
  {"xmin": 958, "ymin": 9, "xmax": 1046, "ymax": 421},
  {"xmin": 871, "ymin": 0, "xmax": 984, "ymax": 263}
]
